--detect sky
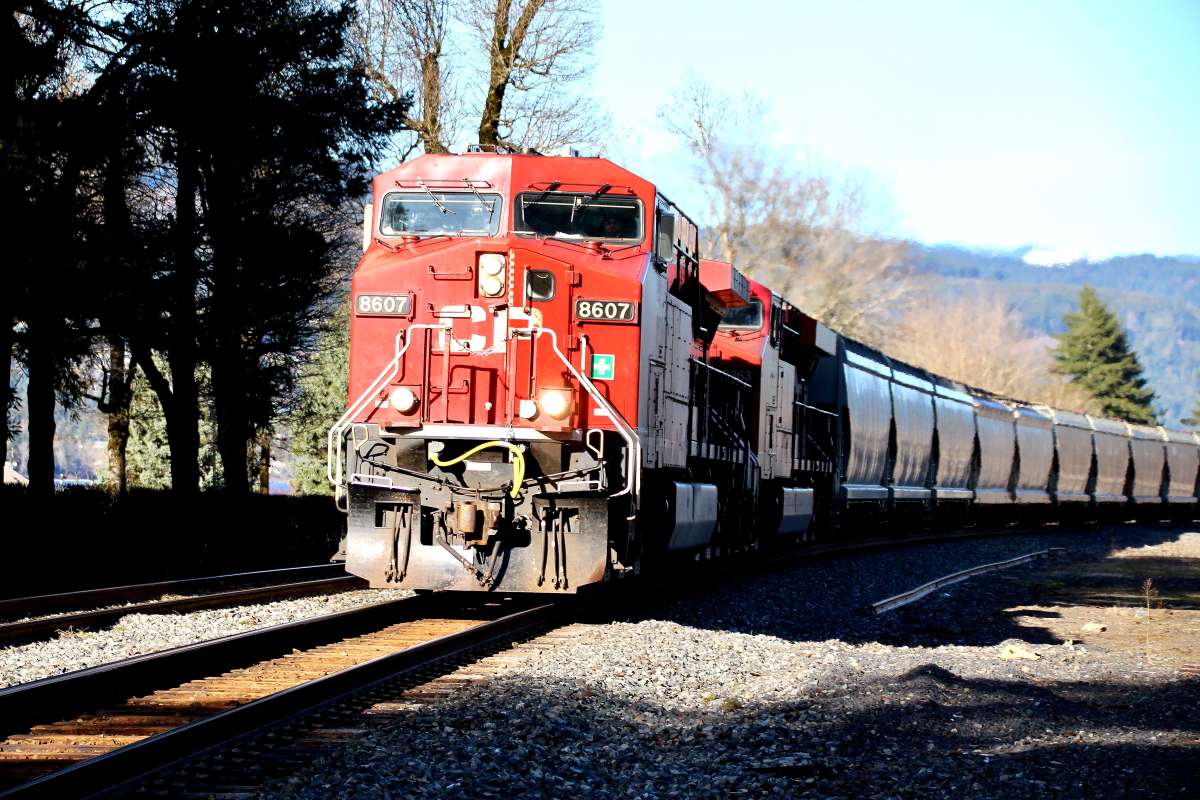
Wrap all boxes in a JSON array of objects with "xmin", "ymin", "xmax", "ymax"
[{"xmin": 591, "ymin": 0, "xmax": 1200, "ymax": 261}]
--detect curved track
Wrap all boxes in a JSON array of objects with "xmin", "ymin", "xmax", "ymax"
[{"xmin": 0, "ymin": 524, "xmax": 1181, "ymax": 799}]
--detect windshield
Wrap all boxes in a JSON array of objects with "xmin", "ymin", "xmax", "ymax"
[
  {"xmin": 515, "ymin": 192, "xmax": 643, "ymax": 242},
  {"xmin": 378, "ymin": 192, "xmax": 503, "ymax": 237},
  {"xmin": 718, "ymin": 299, "xmax": 763, "ymax": 330}
]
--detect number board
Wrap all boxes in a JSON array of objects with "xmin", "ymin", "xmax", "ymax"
[
  {"xmin": 355, "ymin": 294, "xmax": 412, "ymax": 316},
  {"xmin": 573, "ymin": 299, "xmax": 638, "ymax": 324}
]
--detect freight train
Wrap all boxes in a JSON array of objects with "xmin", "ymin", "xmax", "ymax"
[{"xmin": 327, "ymin": 148, "xmax": 1200, "ymax": 593}]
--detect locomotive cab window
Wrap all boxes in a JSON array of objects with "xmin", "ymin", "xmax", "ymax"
[
  {"xmin": 718, "ymin": 299, "xmax": 763, "ymax": 330},
  {"xmin": 525, "ymin": 269, "xmax": 555, "ymax": 302},
  {"xmin": 515, "ymin": 192, "xmax": 643, "ymax": 243},
  {"xmin": 378, "ymin": 191, "xmax": 503, "ymax": 238}
]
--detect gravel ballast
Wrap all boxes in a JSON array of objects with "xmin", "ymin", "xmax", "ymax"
[
  {"xmin": 257, "ymin": 525, "xmax": 1200, "ymax": 800},
  {"xmin": 0, "ymin": 587, "xmax": 413, "ymax": 689}
]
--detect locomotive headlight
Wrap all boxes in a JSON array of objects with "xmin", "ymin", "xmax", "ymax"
[
  {"xmin": 478, "ymin": 253, "xmax": 506, "ymax": 275},
  {"xmin": 478, "ymin": 253, "xmax": 507, "ymax": 297},
  {"xmin": 539, "ymin": 389, "xmax": 571, "ymax": 420},
  {"xmin": 479, "ymin": 274, "xmax": 504, "ymax": 297},
  {"xmin": 389, "ymin": 386, "xmax": 418, "ymax": 414}
]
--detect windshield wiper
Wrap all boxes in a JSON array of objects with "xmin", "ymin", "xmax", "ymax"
[
  {"xmin": 573, "ymin": 184, "xmax": 611, "ymax": 215},
  {"xmin": 521, "ymin": 181, "xmax": 561, "ymax": 210},
  {"xmin": 462, "ymin": 178, "xmax": 495, "ymax": 217},
  {"xmin": 417, "ymin": 178, "xmax": 455, "ymax": 215}
]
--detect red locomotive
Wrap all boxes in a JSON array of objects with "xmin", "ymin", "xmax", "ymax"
[
  {"xmin": 329, "ymin": 149, "xmax": 1200, "ymax": 594},
  {"xmin": 329, "ymin": 149, "xmax": 837, "ymax": 592}
]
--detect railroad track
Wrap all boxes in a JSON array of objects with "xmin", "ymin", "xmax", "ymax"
[
  {"xmin": 0, "ymin": 565, "xmax": 358, "ymax": 644},
  {"xmin": 0, "ymin": 522, "xmax": 1183, "ymax": 799},
  {"xmin": 0, "ymin": 591, "xmax": 557, "ymax": 798}
]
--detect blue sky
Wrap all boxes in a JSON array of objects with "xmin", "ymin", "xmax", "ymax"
[{"xmin": 592, "ymin": 0, "xmax": 1200, "ymax": 260}]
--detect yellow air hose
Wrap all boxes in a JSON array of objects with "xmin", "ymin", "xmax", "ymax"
[{"xmin": 431, "ymin": 441, "xmax": 525, "ymax": 499}]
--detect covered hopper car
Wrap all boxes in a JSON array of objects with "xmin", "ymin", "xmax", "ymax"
[{"xmin": 328, "ymin": 149, "xmax": 1200, "ymax": 593}]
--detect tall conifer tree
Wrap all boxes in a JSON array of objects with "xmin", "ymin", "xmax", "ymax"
[
  {"xmin": 1182, "ymin": 377, "xmax": 1200, "ymax": 428},
  {"xmin": 1053, "ymin": 286, "xmax": 1156, "ymax": 425}
]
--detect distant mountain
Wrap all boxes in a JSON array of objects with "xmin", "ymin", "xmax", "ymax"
[{"xmin": 906, "ymin": 244, "xmax": 1200, "ymax": 427}]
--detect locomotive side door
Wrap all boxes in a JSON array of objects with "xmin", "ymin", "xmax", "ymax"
[
  {"xmin": 775, "ymin": 360, "xmax": 797, "ymax": 476},
  {"xmin": 661, "ymin": 294, "xmax": 692, "ymax": 468},
  {"xmin": 758, "ymin": 299, "xmax": 787, "ymax": 480}
]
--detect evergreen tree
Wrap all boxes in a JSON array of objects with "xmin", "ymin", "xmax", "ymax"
[
  {"xmin": 1183, "ymin": 376, "xmax": 1200, "ymax": 428},
  {"xmin": 126, "ymin": 359, "xmax": 222, "ymax": 490},
  {"xmin": 106, "ymin": 0, "xmax": 405, "ymax": 492},
  {"xmin": 289, "ymin": 298, "xmax": 350, "ymax": 496},
  {"xmin": 1053, "ymin": 286, "xmax": 1156, "ymax": 425}
]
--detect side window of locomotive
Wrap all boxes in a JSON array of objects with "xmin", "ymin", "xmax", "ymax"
[
  {"xmin": 515, "ymin": 193, "xmax": 643, "ymax": 243},
  {"xmin": 718, "ymin": 299, "xmax": 763, "ymax": 330},
  {"xmin": 378, "ymin": 192, "xmax": 502, "ymax": 237},
  {"xmin": 656, "ymin": 211, "xmax": 675, "ymax": 261},
  {"xmin": 526, "ymin": 269, "xmax": 555, "ymax": 302}
]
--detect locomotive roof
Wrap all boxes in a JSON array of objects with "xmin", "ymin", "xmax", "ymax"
[{"xmin": 371, "ymin": 152, "xmax": 657, "ymax": 204}]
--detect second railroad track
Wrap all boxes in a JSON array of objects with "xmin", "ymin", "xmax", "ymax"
[{"xmin": 0, "ymin": 565, "xmax": 359, "ymax": 644}]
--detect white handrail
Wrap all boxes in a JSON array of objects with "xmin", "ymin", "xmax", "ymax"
[
  {"xmin": 326, "ymin": 324, "xmax": 449, "ymax": 500},
  {"xmin": 538, "ymin": 327, "xmax": 641, "ymax": 506}
]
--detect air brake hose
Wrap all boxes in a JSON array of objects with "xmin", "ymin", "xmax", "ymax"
[{"xmin": 431, "ymin": 441, "xmax": 526, "ymax": 499}]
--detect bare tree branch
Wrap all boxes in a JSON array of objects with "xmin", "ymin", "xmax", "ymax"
[
  {"xmin": 350, "ymin": 0, "xmax": 465, "ymax": 156},
  {"xmin": 352, "ymin": 0, "xmax": 608, "ymax": 158},
  {"xmin": 468, "ymin": 0, "xmax": 608, "ymax": 152},
  {"xmin": 657, "ymin": 71, "xmax": 911, "ymax": 349}
]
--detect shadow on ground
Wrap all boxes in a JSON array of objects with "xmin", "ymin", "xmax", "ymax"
[
  {"xmin": 266, "ymin": 654, "xmax": 1200, "ymax": 800},
  {"xmin": 631, "ymin": 524, "xmax": 1200, "ymax": 652},
  {"xmin": 265, "ymin": 525, "xmax": 1200, "ymax": 800}
]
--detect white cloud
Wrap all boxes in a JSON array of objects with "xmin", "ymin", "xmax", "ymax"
[{"xmin": 1022, "ymin": 248, "xmax": 1087, "ymax": 267}]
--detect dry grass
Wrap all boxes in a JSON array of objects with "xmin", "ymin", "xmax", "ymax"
[
  {"xmin": 1006, "ymin": 531, "xmax": 1200, "ymax": 666},
  {"xmin": 1008, "ymin": 603, "xmax": 1200, "ymax": 666}
]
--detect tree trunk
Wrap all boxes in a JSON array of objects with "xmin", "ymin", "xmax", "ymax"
[
  {"xmin": 214, "ymin": 355, "xmax": 251, "ymax": 493},
  {"xmin": 2, "ymin": 301, "xmax": 13, "ymax": 505},
  {"xmin": 25, "ymin": 319, "xmax": 56, "ymax": 496},
  {"xmin": 105, "ymin": 336, "xmax": 135, "ymax": 497},
  {"xmin": 418, "ymin": 50, "xmax": 448, "ymax": 153},
  {"xmin": 259, "ymin": 433, "xmax": 270, "ymax": 494},
  {"xmin": 208, "ymin": 225, "xmax": 251, "ymax": 493},
  {"xmin": 477, "ymin": 0, "xmax": 513, "ymax": 146},
  {"xmin": 477, "ymin": 0, "xmax": 546, "ymax": 147},
  {"xmin": 165, "ymin": 146, "xmax": 202, "ymax": 494},
  {"xmin": 100, "ymin": 131, "xmax": 136, "ymax": 498}
]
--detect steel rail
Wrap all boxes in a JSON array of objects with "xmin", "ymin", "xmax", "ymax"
[
  {"xmin": 0, "ymin": 575, "xmax": 367, "ymax": 644},
  {"xmin": 0, "ymin": 522, "xmax": 1179, "ymax": 798},
  {"xmin": 869, "ymin": 547, "xmax": 1067, "ymax": 615},
  {"xmin": 0, "ymin": 564, "xmax": 347, "ymax": 618}
]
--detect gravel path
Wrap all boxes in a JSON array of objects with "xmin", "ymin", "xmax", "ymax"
[
  {"xmin": 257, "ymin": 525, "xmax": 1200, "ymax": 800},
  {"xmin": 0, "ymin": 587, "xmax": 413, "ymax": 689}
]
